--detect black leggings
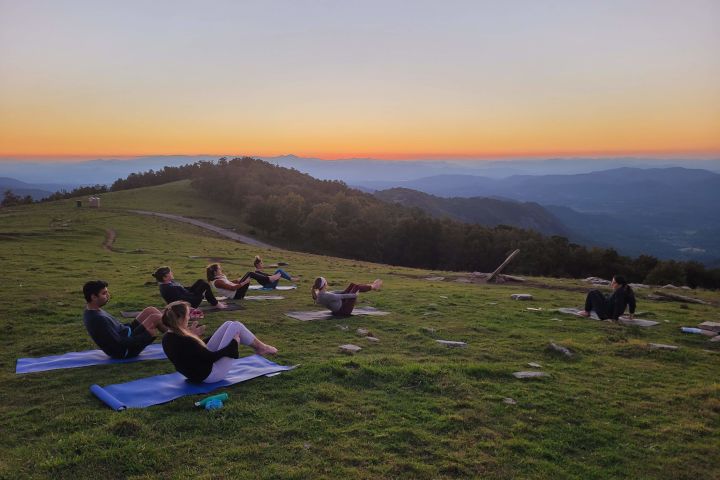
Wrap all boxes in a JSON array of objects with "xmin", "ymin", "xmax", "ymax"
[
  {"xmin": 188, "ymin": 279, "xmax": 218, "ymax": 307},
  {"xmin": 231, "ymin": 282, "xmax": 250, "ymax": 300},
  {"xmin": 584, "ymin": 290, "xmax": 610, "ymax": 320},
  {"xmin": 239, "ymin": 271, "xmax": 272, "ymax": 287}
]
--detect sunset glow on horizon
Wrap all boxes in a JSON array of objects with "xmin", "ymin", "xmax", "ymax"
[{"xmin": 1, "ymin": 1, "xmax": 719, "ymax": 161}]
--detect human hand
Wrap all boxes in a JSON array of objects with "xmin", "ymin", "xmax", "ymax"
[
  {"xmin": 233, "ymin": 332, "xmax": 241, "ymax": 343},
  {"xmin": 189, "ymin": 321, "xmax": 206, "ymax": 336}
]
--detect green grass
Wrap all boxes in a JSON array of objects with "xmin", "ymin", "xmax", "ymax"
[{"xmin": 1, "ymin": 191, "xmax": 719, "ymax": 479}]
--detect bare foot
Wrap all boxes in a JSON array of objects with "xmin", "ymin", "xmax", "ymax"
[
  {"xmin": 253, "ymin": 341, "xmax": 278, "ymax": 356},
  {"xmin": 371, "ymin": 279, "xmax": 383, "ymax": 291},
  {"xmin": 215, "ymin": 301, "xmax": 228, "ymax": 310},
  {"xmin": 578, "ymin": 310, "xmax": 590, "ymax": 317},
  {"xmin": 291, "ymin": 276, "xmax": 300, "ymax": 282}
]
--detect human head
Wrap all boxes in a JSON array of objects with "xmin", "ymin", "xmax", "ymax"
[
  {"xmin": 83, "ymin": 280, "xmax": 109, "ymax": 305},
  {"xmin": 161, "ymin": 301, "xmax": 190, "ymax": 331},
  {"xmin": 206, "ymin": 263, "xmax": 222, "ymax": 281},
  {"xmin": 254, "ymin": 255, "xmax": 263, "ymax": 268},
  {"xmin": 153, "ymin": 266, "xmax": 172, "ymax": 282},
  {"xmin": 611, "ymin": 275, "xmax": 628, "ymax": 290},
  {"xmin": 311, "ymin": 276, "xmax": 327, "ymax": 300}
]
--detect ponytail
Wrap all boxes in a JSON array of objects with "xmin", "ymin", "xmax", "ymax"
[
  {"xmin": 613, "ymin": 275, "xmax": 634, "ymax": 296},
  {"xmin": 162, "ymin": 301, "xmax": 204, "ymax": 345},
  {"xmin": 206, "ymin": 263, "xmax": 220, "ymax": 282},
  {"xmin": 311, "ymin": 276, "xmax": 326, "ymax": 302},
  {"xmin": 254, "ymin": 255, "xmax": 262, "ymax": 268}
]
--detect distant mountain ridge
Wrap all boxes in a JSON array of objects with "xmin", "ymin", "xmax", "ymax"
[{"xmin": 374, "ymin": 188, "xmax": 569, "ymax": 236}]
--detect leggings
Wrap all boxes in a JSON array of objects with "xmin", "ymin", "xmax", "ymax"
[
  {"xmin": 336, "ymin": 283, "xmax": 373, "ymax": 316},
  {"xmin": 243, "ymin": 269, "xmax": 292, "ymax": 288},
  {"xmin": 584, "ymin": 289, "xmax": 610, "ymax": 320},
  {"xmin": 188, "ymin": 279, "xmax": 219, "ymax": 307},
  {"xmin": 204, "ymin": 321, "xmax": 256, "ymax": 383}
]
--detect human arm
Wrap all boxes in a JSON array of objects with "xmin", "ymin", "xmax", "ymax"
[{"xmin": 213, "ymin": 278, "xmax": 241, "ymax": 291}]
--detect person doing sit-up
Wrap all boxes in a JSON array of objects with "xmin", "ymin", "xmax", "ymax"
[
  {"xmin": 82, "ymin": 280, "xmax": 169, "ymax": 359},
  {"xmin": 252, "ymin": 255, "xmax": 298, "ymax": 289},
  {"xmin": 154, "ymin": 266, "xmax": 225, "ymax": 309},
  {"xmin": 311, "ymin": 277, "xmax": 382, "ymax": 316},
  {"xmin": 161, "ymin": 301, "xmax": 277, "ymax": 383},
  {"xmin": 579, "ymin": 274, "xmax": 636, "ymax": 320}
]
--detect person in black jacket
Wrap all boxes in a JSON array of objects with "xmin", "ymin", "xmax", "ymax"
[
  {"xmin": 579, "ymin": 275, "xmax": 636, "ymax": 320},
  {"xmin": 82, "ymin": 280, "xmax": 167, "ymax": 359},
  {"xmin": 161, "ymin": 301, "xmax": 277, "ymax": 383},
  {"xmin": 154, "ymin": 266, "xmax": 226, "ymax": 309}
]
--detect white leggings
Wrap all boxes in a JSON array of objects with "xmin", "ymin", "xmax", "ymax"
[{"xmin": 204, "ymin": 321, "xmax": 256, "ymax": 383}]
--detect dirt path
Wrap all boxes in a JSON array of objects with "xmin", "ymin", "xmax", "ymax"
[
  {"xmin": 102, "ymin": 228, "xmax": 116, "ymax": 252},
  {"xmin": 129, "ymin": 210, "xmax": 275, "ymax": 248}
]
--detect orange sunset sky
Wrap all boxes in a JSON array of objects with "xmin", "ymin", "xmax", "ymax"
[{"xmin": 1, "ymin": 1, "xmax": 719, "ymax": 161}]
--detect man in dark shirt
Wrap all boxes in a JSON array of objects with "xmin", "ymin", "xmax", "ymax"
[
  {"xmin": 153, "ymin": 266, "xmax": 225, "ymax": 309},
  {"xmin": 82, "ymin": 280, "xmax": 165, "ymax": 359}
]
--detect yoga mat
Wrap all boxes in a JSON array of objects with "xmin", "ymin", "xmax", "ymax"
[
  {"xmin": 249, "ymin": 285, "xmax": 297, "ymax": 291},
  {"xmin": 557, "ymin": 307, "xmax": 659, "ymax": 327},
  {"xmin": 285, "ymin": 306, "xmax": 390, "ymax": 322},
  {"xmin": 16, "ymin": 344, "xmax": 166, "ymax": 374},
  {"xmin": 120, "ymin": 302, "xmax": 244, "ymax": 318},
  {"xmin": 245, "ymin": 295, "xmax": 285, "ymax": 301},
  {"xmin": 90, "ymin": 355, "xmax": 296, "ymax": 410}
]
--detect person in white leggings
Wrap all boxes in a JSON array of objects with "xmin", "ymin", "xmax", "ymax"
[{"xmin": 161, "ymin": 301, "xmax": 277, "ymax": 384}]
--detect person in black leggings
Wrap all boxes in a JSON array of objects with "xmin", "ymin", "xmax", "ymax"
[
  {"xmin": 580, "ymin": 275, "xmax": 636, "ymax": 320},
  {"xmin": 154, "ymin": 266, "xmax": 226, "ymax": 309}
]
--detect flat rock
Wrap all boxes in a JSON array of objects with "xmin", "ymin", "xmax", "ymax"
[
  {"xmin": 356, "ymin": 328, "xmax": 370, "ymax": 336},
  {"xmin": 421, "ymin": 327, "xmax": 436, "ymax": 333},
  {"xmin": 425, "ymin": 276, "xmax": 445, "ymax": 281},
  {"xmin": 502, "ymin": 397, "xmax": 517, "ymax": 405},
  {"xmin": 548, "ymin": 342, "xmax": 574, "ymax": 358},
  {"xmin": 513, "ymin": 371, "xmax": 549, "ymax": 379},
  {"xmin": 710, "ymin": 336, "xmax": 720, "ymax": 343},
  {"xmin": 365, "ymin": 336, "xmax": 380, "ymax": 343},
  {"xmin": 436, "ymin": 340, "xmax": 467, "ymax": 348},
  {"xmin": 629, "ymin": 283, "xmax": 649, "ymax": 289},
  {"xmin": 648, "ymin": 343, "xmax": 679, "ymax": 351},
  {"xmin": 528, "ymin": 362, "xmax": 542, "ymax": 368},
  {"xmin": 698, "ymin": 322, "xmax": 720, "ymax": 333},
  {"xmin": 526, "ymin": 307, "xmax": 543, "ymax": 311},
  {"xmin": 511, "ymin": 294, "xmax": 533, "ymax": 301},
  {"xmin": 584, "ymin": 277, "xmax": 610, "ymax": 285},
  {"xmin": 662, "ymin": 284, "xmax": 679, "ymax": 289},
  {"xmin": 339, "ymin": 344, "xmax": 362, "ymax": 354}
]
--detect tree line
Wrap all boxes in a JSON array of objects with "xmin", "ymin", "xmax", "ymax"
[{"xmin": 20, "ymin": 157, "xmax": 720, "ymax": 288}]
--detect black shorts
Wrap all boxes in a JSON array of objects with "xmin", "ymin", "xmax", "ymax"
[{"xmin": 124, "ymin": 320, "xmax": 155, "ymax": 358}]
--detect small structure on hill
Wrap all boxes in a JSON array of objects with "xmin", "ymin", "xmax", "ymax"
[{"xmin": 88, "ymin": 196, "xmax": 101, "ymax": 208}]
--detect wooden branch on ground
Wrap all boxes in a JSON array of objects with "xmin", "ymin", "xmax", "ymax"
[
  {"xmin": 486, "ymin": 249, "xmax": 521, "ymax": 283},
  {"xmin": 652, "ymin": 290, "xmax": 709, "ymax": 305}
]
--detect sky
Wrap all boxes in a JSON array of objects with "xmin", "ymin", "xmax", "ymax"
[{"xmin": 1, "ymin": 0, "xmax": 719, "ymax": 161}]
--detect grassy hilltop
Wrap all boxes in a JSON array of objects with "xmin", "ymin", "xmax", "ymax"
[{"xmin": 1, "ymin": 184, "xmax": 719, "ymax": 480}]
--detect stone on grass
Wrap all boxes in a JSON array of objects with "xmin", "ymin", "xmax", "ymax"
[
  {"xmin": 421, "ymin": 327, "xmax": 436, "ymax": 334},
  {"xmin": 425, "ymin": 276, "xmax": 445, "ymax": 281},
  {"xmin": 436, "ymin": 340, "xmax": 467, "ymax": 348},
  {"xmin": 339, "ymin": 344, "xmax": 362, "ymax": 354},
  {"xmin": 502, "ymin": 398, "xmax": 517, "ymax": 405},
  {"xmin": 513, "ymin": 371, "xmax": 549, "ymax": 379},
  {"xmin": 366, "ymin": 336, "xmax": 380, "ymax": 343},
  {"xmin": 698, "ymin": 322, "xmax": 720, "ymax": 333},
  {"xmin": 648, "ymin": 343, "xmax": 679, "ymax": 351},
  {"xmin": 336, "ymin": 324, "xmax": 349, "ymax": 331},
  {"xmin": 547, "ymin": 342, "xmax": 574, "ymax": 358},
  {"xmin": 710, "ymin": 336, "xmax": 720, "ymax": 343},
  {"xmin": 511, "ymin": 294, "xmax": 533, "ymax": 301},
  {"xmin": 356, "ymin": 328, "xmax": 370, "ymax": 336},
  {"xmin": 528, "ymin": 362, "xmax": 542, "ymax": 368}
]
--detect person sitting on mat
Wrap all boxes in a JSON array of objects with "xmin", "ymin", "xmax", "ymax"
[
  {"xmin": 206, "ymin": 263, "xmax": 253, "ymax": 300},
  {"xmin": 311, "ymin": 277, "xmax": 382, "ymax": 316},
  {"xmin": 154, "ymin": 266, "xmax": 226, "ymax": 309},
  {"xmin": 252, "ymin": 255, "xmax": 298, "ymax": 289},
  {"xmin": 83, "ymin": 280, "xmax": 178, "ymax": 359},
  {"xmin": 579, "ymin": 274, "xmax": 636, "ymax": 320},
  {"xmin": 161, "ymin": 301, "xmax": 277, "ymax": 383}
]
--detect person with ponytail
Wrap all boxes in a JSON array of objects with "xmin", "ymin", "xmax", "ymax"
[
  {"xmin": 206, "ymin": 263, "xmax": 253, "ymax": 301},
  {"xmin": 252, "ymin": 255, "xmax": 299, "ymax": 289},
  {"xmin": 311, "ymin": 277, "xmax": 382, "ymax": 316},
  {"xmin": 154, "ymin": 266, "xmax": 225, "ymax": 309},
  {"xmin": 161, "ymin": 301, "xmax": 277, "ymax": 383},
  {"xmin": 579, "ymin": 274, "xmax": 636, "ymax": 320}
]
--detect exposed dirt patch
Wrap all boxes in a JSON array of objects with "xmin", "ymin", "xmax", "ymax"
[{"xmin": 102, "ymin": 228, "xmax": 116, "ymax": 252}]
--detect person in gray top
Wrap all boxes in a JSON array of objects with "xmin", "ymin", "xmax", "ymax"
[{"xmin": 311, "ymin": 277, "xmax": 382, "ymax": 316}]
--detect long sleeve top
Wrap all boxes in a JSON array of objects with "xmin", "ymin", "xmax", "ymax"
[
  {"xmin": 316, "ymin": 290, "xmax": 357, "ymax": 313},
  {"xmin": 83, "ymin": 308, "xmax": 154, "ymax": 359},
  {"xmin": 608, "ymin": 286, "xmax": 637, "ymax": 319},
  {"xmin": 162, "ymin": 332, "xmax": 239, "ymax": 382},
  {"xmin": 159, "ymin": 281, "xmax": 200, "ymax": 305}
]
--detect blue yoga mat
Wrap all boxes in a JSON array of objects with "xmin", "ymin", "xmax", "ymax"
[
  {"xmin": 16, "ymin": 344, "xmax": 167, "ymax": 374},
  {"xmin": 90, "ymin": 354, "xmax": 296, "ymax": 410}
]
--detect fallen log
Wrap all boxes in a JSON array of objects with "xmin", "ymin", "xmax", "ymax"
[{"xmin": 652, "ymin": 291, "xmax": 709, "ymax": 305}]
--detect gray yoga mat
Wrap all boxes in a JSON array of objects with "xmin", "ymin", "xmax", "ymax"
[
  {"xmin": 557, "ymin": 307, "xmax": 659, "ymax": 327},
  {"xmin": 120, "ymin": 302, "xmax": 244, "ymax": 319},
  {"xmin": 285, "ymin": 306, "xmax": 390, "ymax": 322},
  {"xmin": 249, "ymin": 285, "xmax": 297, "ymax": 291},
  {"xmin": 245, "ymin": 295, "xmax": 285, "ymax": 301}
]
